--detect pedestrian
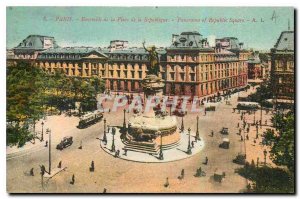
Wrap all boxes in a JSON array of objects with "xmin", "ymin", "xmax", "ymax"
[
  {"xmin": 45, "ymin": 141, "xmax": 48, "ymax": 147},
  {"xmin": 237, "ymin": 123, "xmax": 239, "ymax": 128},
  {"xmin": 58, "ymin": 161, "xmax": 62, "ymax": 168},
  {"xmin": 181, "ymin": 169, "xmax": 185, "ymax": 178},
  {"xmin": 198, "ymin": 167, "xmax": 202, "ymax": 174},
  {"xmin": 211, "ymin": 130, "xmax": 214, "ymax": 137},
  {"xmin": 246, "ymin": 134, "xmax": 249, "ymax": 140},
  {"xmin": 241, "ymin": 135, "xmax": 243, "ymax": 141},
  {"xmin": 205, "ymin": 156, "xmax": 208, "ymax": 165},
  {"xmin": 191, "ymin": 141, "xmax": 194, "ymax": 148},
  {"xmin": 78, "ymin": 141, "xmax": 82, "ymax": 149},
  {"xmin": 103, "ymin": 188, "xmax": 107, "ymax": 193},
  {"xmin": 123, "ymin": 149, "xmax": 128, "ymax": 156},
  {"xmin": 247, "ymin": 127, "xmax": 250, "ymax": 133},
  {"xmin": 164, "ymin": 177, "xmax": 169, "ymax": 188},
  {"xmin": 70, "ymin": 174, "xmax": 75, "ymax": 185},
  {"xmin": 238, "ymin": 128, "xmax": 242, "ymax": 135},
  {"xmin": 30, "ymin": 168, "xmax": 34, "ymax": 176},
  {"xmin": 90, "ymin": 161, "xmax": 94, "ymax": 172},
  {"xmin": 204, "ymin": 110, "xmax": 206, "ymax": 116}
]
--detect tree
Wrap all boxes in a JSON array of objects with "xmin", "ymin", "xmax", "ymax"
[
  {"xmin": 262, "ymin": 111, "xmax": 295, "ymax": 172},
  {"xmin": 259, "ymin": 53, "xmax": 269, "ymax": 63},
  {"xmin": 7, "ymin": 62, "xmax": 45, "ymax": 146}
]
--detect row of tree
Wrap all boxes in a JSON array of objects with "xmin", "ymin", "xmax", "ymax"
[{"xmin": 7, "ymin": 62, "xmax": 105, "ymax": 147}]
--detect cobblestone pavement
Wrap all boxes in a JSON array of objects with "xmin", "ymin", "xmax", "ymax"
[{"xmin": 7, "ymin": 86, "xmax": 275, "ymax": 193}]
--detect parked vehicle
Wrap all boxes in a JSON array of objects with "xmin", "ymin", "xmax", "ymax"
[
  {"xmin": 219, "ymin": 138, "xmax": 230, "ymax": 149},
  {"xmin": 220, "ymin": 127, "xmax": 229, "ymax": 135},
  {"xmin": 56, "ymin": 136, "xmax": 73, "ymax": 150},
  {"xmin": 205, "ymin": 103, "xmax": 217, "ymax": 111},
  {"xmin": 77, "ymin": 110, "xmax": 103, "ymax": 129}
]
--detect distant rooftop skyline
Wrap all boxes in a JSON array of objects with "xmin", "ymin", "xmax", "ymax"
[{"xmin": 7, "ymin": 7, "xmax": 294, "ymax": 51}]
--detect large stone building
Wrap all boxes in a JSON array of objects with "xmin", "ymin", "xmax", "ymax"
[
  {"xmin": 165, "ymin": 33, "xmax": 248, "ymax": 96},
  {"xmin": 270, "ymin": 30, "xmax": 294, "ymax": 104},
  {"xmin": 247, "ymin": 51, "xmax": 263, "ymax": 80},
  {"xmin": 8, "ymin": 31, "xmax": 250, "ymax": 97},
  {"xmin": 7, "ymin": 35, "xmax": 59, "ymax": 66}
]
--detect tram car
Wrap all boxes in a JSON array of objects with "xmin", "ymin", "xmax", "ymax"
[
  {"xmin": 236, "ymin": 102, "xmax": 259, "ymax": 110},
  {"xmin": 77, "ymin": 110, "xmax": 103, "ymax": 129}
]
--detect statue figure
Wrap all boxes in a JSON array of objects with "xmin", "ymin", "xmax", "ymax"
[{"xmin": 143, "ymin": 41, "xmax": 160, "ymax": 76}]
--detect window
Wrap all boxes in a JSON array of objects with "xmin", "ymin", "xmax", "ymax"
[
  {"xmin": 190, "ymin": 74, "xmax": 195, "ymax": 81},
  {"xmin": 170, "ymin": 73, "xmax": 175, "ymax": 80},
  {"xmin": 138, "ymin": 71, "xmax": 142, "ymax": 79},
  {"xmin": 180, "ymin": 73, "xmax": 185, "ymax": 81}
]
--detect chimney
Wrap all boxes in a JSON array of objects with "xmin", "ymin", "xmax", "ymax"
[
  {"xmin": 239, "ymin": 42, "xmax": 244, "ymax": 49},
  {"xmin": 172, "ymin": 34, "xmax": 179, "ymax": 43}
]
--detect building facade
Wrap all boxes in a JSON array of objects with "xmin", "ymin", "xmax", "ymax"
[
  {"xmin": 8, "ymin": 32, "xmax": 250, "ymax": 97},
  {"xmin": 164, "ymin": 33, "xmax": 248, "ymax": 97},
  {"xmin": 270, "ymin": 30, "xmax": 294, "ymax": 104}
]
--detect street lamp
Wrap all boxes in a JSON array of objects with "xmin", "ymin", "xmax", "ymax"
[
  {"xmin": 195, "ymin": 115, "xmax": 200, "ymax": 141},
  {"xmin": 123, "ymin": 109, "xmax": 126, "ymax": 129},
  {"xmin": 256, "ymin": 124, "xmax": 259, "ymax": 139},
  {"xmin": 41, "ymin": 121, "xmax": 44, "ymax": 142},
  {"xmin": 253, "ymin": 110, "xmax": 256, "ymax": 125},
  {"xmin": 102, "ymin": 118, "xmax": 107, "ymax": 144},
  {"xmin": 180, "ymin": 117, "xmax": 184, "ymax": 133},
  {"xmin": 111, "ymin": 127, "xmax": 116, "ymax": 152},
  {"xmin": 187, "ymin": 128, "xmax": 192, "ymax": 155},
  {"xmin": 158, "ymin": 131, "xmax": 164, "ymax": 160},
  {"xmin": 263, "ymin": 149, "xmax": 267, "ymax": 165},
  {"xmin": 47, "ymin": 129, "xmax": 52, "ymax": 175}
]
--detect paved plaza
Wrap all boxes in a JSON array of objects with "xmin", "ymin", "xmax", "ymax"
[
  {"xmin": 6, "ymin": 86, "xmax": 276, "ymax": 193},
  {"xmin": 100, "ymin": 128, "xmax": 205, "ymax": 163}
]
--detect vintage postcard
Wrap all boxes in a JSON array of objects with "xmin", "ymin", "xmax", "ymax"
[{"xmin": 6, "ymin": 7, "xmax": 295, "ymax": 193}]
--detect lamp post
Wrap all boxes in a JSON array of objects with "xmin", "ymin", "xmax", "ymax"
[
  {"xmin": 263, "ymin": 149, "xmax": 267, "ymax": 166},
  {"xmin": 256, "ymin": 124, "xmax": 259, "ymax": 139},
  {"xmin": 102, "ymin": 118, "xmax": 107, "ymax": 144},
  {"xmin": 195, "ymin": 115, "xmax": 200, "ymax": 141},
  {"xmin": 187, "ymin": 128, "xmax": 192, "ymax": 155},
  {"xmin": 111, "ymin": 127, "xmax": 116, "ymax": 152},
  {"xmin": 47, "ymin": 129, "xmax": 52, "ymax": 175},
  {"xmin": 41, "ymin": 121, "xmax": 44, "ymax": 142},
  {"xmin": 180, "ymin": 117, "xmax": 184, "ymax": 133},
  {"xmin": 123, "ymin": 109, "xmax": 126, "ymax": 129},
  {"xmin": 158, "ymin": 131, "xmax": 164, "ymax": 160}
]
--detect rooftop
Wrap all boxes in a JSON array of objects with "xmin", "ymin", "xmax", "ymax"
[
  {"xmin": 14, "ymin": 35, "xmax": 58, "ymax": 50},
  {"xmin": 274, "ymin": 31, "xmax": 294, "ymax": 51},
  {"xmin": 169, "ymin": 31, "xmax": 211, "ymax": 49}
]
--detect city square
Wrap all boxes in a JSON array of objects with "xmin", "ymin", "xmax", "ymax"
[
  {"xmin": 6, "ymin": 7, "xmax": 295, "ymax": 194},
  {"xmin": 7, "ymin": 86, "xmax": 278, "ymax": 193}
]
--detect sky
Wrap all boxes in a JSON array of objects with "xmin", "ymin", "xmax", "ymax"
[{"xmin": 6, "ymin": 7, "xmax": 294, "ymax": 50}]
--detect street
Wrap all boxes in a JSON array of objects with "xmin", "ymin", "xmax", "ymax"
[{"xmin": 7, "ymin": 87, "xmax": 275, "ymax": 193}]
